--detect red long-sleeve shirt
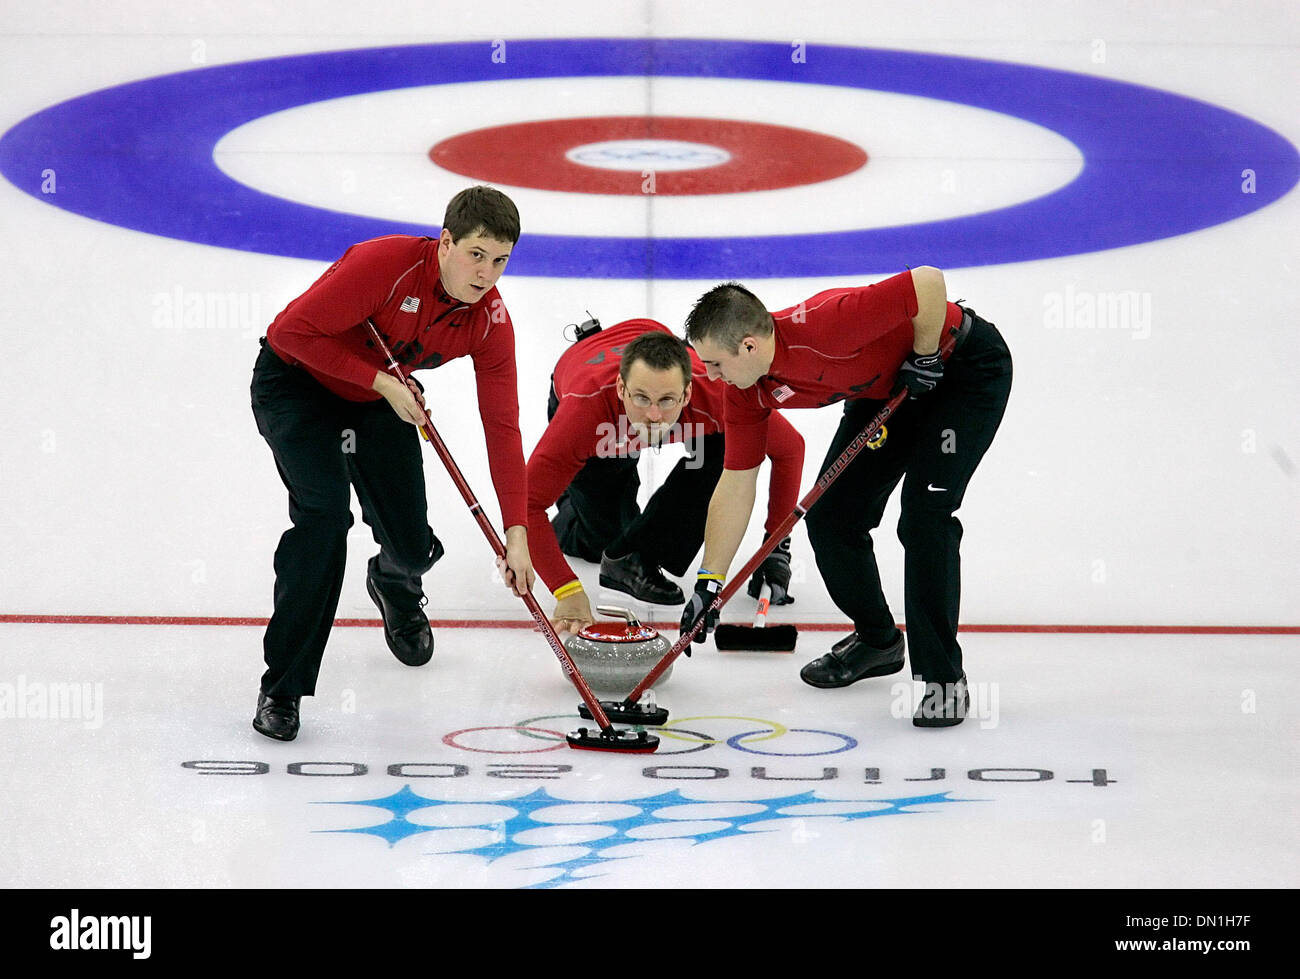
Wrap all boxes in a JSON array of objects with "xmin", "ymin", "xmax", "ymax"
[
  {"xmin": 265, "ymin": 234, "xmax": 526, "ymax": 529},
  {"xmin": 528, "ymin": 318, "xmax": 805, "ymax": 593},
  {"xmin": 722, "ymin": 270, "xmax": 964, "ymax": 471}
]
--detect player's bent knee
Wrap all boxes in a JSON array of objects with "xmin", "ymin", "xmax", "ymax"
[
  {"xmin": 896, "ymin": 500, "xmax": 961, "ymax": 548},
  {"xmin": 804, "ymin": 506, "xmax": 837, "ymax": 546},
  {"xmin": 290, "ymin": 504, "xmax": 354, "ymax": 535}
]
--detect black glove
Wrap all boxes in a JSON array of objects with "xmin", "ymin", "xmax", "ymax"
[
  {"xmin": 747, "ymin": 537, "xmax": 794, "ymax": 605},
  {"xmin": 679, "ymin": 575, "xmax": 723, "ymax": 649},
  {"xmin": 893, "ymin": 350, "xmax": 944, "ymax": 398}
]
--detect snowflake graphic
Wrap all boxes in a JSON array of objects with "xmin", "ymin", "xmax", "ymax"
[{"xmin": 314, "ymin": 786, "xmax": 984, "ymax": 888}]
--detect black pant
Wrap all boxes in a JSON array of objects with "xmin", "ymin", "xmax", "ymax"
[
  {"xmin": 250, "ymin": 340, "xmax": 440, "ymax": 698},
  {"xmin": 803, "ymin": 309, "xmax": 1012, "ymax": 683},
  {"xmin": 547, "ymin": 384, "xmax": 725, "ymax": 576}
]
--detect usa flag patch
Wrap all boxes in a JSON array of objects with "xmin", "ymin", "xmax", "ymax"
[
  {"xmin": 400, "ymin": 296, "xmax": 420, "ymax": 313},
  {"xmin": 772, "ymin": 384, "xmax": 794, "ymax": 403}
]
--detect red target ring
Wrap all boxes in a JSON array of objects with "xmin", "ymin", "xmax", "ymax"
[{"xmin": 429, "ymin": 116, "xmax": 867, "ymax": 195}]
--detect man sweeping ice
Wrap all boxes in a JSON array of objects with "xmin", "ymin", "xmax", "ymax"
[{"xmin": 681, "ymin": 267, "xmax": 1012, "ymax": 727}]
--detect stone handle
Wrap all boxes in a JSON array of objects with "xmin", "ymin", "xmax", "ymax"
[{"xmin": 595, "ymin": 605, "xmax": 640, "ymax": 627}]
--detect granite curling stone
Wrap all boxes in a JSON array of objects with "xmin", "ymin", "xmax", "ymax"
[{"xmin": 563, "ymin": 606, "xmax": 673, "ymax": 695}]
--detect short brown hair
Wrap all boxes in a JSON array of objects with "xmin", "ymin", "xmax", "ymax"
[
  {"xmin": 684, "ymin": 281, "xmax": 773, "ymax": 354},
  {"xmin": 442, "ymin": 185, "xmax": 521, "ymax": 244},
  {"xmin": 620, "ymin": 330, "xmax": 692, "ymax": 387}
]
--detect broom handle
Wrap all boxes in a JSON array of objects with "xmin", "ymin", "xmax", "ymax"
[
  {"xmin": 365, "ymin": 320, "xmax": 616, "ymax": 732},
  {"xmin": 620, "ymin": 322, "xmax": 963, "ymax": 706},
  {"xmin": 754, "ymin": 582, "xmax": 771, "ymax": 628}
]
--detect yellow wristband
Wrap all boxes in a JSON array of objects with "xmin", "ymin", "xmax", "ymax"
[{"xmin": 553, "ymin": 580, "xmax": 584, "ymax": 600}]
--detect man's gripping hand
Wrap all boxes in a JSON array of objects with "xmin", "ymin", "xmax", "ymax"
[
  {"xmin": 893, "ymin": 350, "xmax": 944, "ymax": 398},
  {"xmin": 551, "ymin": 587, "xmax": 594, "ymax": 635},
  {"xmin": 496, "ymin": 526, "xmax": 535, "ymax": 598},
  {"xmin": 679, "ymin": 574, "xmax": 723, "ymax": 651},
  {"xmin": 746, "ymin": 537, "xmax": 794, "ymax": 605}
]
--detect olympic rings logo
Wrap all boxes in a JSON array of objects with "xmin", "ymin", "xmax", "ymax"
[{"xmin": 442, "ymin": 716, "xmax": 858, "ymax": 757}]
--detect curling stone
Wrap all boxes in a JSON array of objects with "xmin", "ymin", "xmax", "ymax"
[{"xmin": 563, "ymin": 606, "xmax": 673, "ymax": 696}]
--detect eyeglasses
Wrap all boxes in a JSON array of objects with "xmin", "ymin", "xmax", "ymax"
[{"xmin": 627, "ymin": 393, "xmax": 684, "ymax": 411}]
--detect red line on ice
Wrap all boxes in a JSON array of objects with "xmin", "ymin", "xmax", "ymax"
[{"xmin": 0, "ymin": 614, "xmax": 1295, "ymax": 635}]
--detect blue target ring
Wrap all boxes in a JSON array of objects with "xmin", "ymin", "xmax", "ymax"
[{"xmin": 1, "ymin": 38, "xmax": 1295, "ymax": 277}]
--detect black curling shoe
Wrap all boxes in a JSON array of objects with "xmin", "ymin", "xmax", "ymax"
[
  {"xmin": 599, "ymin": 550, "xmax": 685, "ymax": 605},
  {"xmin": 800, "ymin": 631, "xmax": 906, "ymax": 688},
  {"xmin": 253, "ymin": 691, "xmax": 300, "ymax": 741},
  {"xmin": 366, "ymin": 576, "xmax": 434, "ymax": 666},
  {"xmin": 913, "ymin": 672, "xmax": 970, "ymax": 728}
]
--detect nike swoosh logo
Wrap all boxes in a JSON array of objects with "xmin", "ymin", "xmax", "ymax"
[{"xmin": 927, "ymin": 484, "xmax": 947, "ymax": 492}]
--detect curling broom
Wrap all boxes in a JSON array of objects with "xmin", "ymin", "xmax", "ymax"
[{"xmin": 713, "ymin": 582, "xmax": 798, "ymax": 652}]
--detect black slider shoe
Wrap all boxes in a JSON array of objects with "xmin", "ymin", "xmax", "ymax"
[
  {"xmin": 599, "ymin": 550, "xmax": 685, "ymax": 605},
  {"xmin": 913, "ymin": 673, "xmax": 970, "ymax": 728},
  {"xmin": 800, "ymin": 631, "xmax": 906, "ymax": 688},
  {"xmin": 253, "ymin": 691, "xmax": 300, "ymax": 741},
  {"xmin": 367, "ymin": 576, "xmax": 434, "ymax": 666}
]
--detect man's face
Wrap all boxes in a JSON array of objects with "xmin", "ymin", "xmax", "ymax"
[
  {"xmin": 437, "ymin": 227, "xmax": 513, "ymax": 303},
  {"xmin": 617, "ymin": 360, "xmax": 691, "ymax": 446},
  {"xmin": 691, "ymin": 335, "xmax": 767, "ymax": 389}
]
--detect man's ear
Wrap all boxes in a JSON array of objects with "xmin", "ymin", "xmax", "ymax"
[{"xmin": 681, "ymin": 380, "xmax": 692, "ymax": 406}]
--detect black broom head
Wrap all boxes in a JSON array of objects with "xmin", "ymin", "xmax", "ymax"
[{"xmin": 714, "ymin": 623, "xmax": 798, "ymax": 652}]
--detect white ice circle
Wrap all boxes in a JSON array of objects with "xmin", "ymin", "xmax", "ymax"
[{"xmin": 214, "ymin": 76, "xmax": 1082, "ymax": 237}]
